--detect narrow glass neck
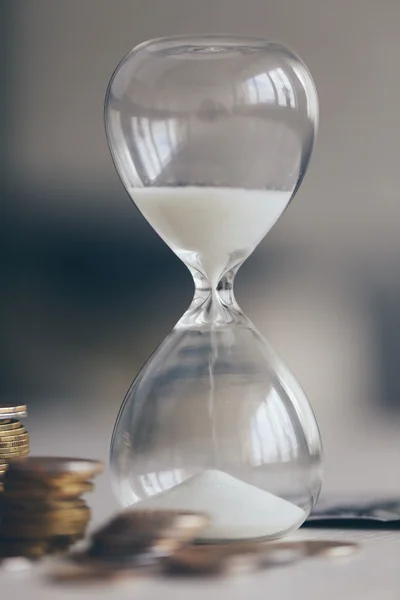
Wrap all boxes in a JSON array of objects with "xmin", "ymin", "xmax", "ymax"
[{"xmin": 177, "ymin": 267, "xmax": 246, "ymax": 329}]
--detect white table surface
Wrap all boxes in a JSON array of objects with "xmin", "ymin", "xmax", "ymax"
[{"xmin": 2, "ymin": 404, "xmax": 398, "ymax": 599}]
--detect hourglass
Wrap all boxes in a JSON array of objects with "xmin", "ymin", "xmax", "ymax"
[{"xmin": 105, "ymin": 35, "xmax": 322, "ymax": 542}]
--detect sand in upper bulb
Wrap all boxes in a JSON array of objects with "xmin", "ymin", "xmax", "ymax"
[
  {"xmin": 135, "ymin": 469, "xmax": 305, "ymax": 541},
  {"xmin": 131, "ymin": 187, "xmax": 290, "ymax": 287}
]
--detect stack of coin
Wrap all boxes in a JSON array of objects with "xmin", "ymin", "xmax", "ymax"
[
  {"xmin": 0, "ymin": 457, "xmax": 103, "ymax": 559},
  {"xmin": 0, "ymin": 404, "xmax": 29, "ymax": 492}
]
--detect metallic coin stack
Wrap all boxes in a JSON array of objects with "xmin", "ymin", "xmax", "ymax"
[
  {"xmin": 0, "ymin": 457, "xmax": 103, "ymax": 559},
  {"xmin": 0, "ymin": 405, "xmax": 29, "ymax": 492}
]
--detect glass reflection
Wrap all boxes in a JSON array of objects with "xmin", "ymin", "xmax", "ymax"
[
  {"xmin": 131, "ymin": 117, "xmax": 182, "ymax": 181},
  {"xmin": 241, "ymin": 68, "xmax": 296, "ymax": 108}
]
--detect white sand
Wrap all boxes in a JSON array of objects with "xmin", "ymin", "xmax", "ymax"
[
  {"xmin": 131, "ymin": 187, "xmax": 290, "ymax": 287},
  {"xmin": 135, "ymin": 469, "xmax": 305, "ymax": 540}
]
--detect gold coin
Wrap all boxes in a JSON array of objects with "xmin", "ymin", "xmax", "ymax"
[
  {"xmin": 0, "ymin": 429, "xmax": 27, "ymax": 440},
  {"xmin": 7, "ymin": 473, "xmax": 90, "ymax": 487},
  {"xmin": 3, "ymin": 481, "xmax": 94, "ymax": 499},
  {"xmin": 0, "ymin": 420, "xmax": 22, "ymax": 432},
  {"xmin": 0, "ymin": 405, "xmax": 27, "ymax": 418},
  {"xmin": 0, "ymin": 442, "xmax": 29, "ymax": 451},
  {"xmin": 2, "ymin": 497, "xmax": 88, "ymax": 511},
  {"xmin": 5, "ymin": 457, "xmax": 104, "ymax": 480},
  {"xmin": 3, "ymin": 472, "xmax": 93, "ymax": 489},
  {"xmin": 0, "ymin": 454, "xmax": 29, "ymax": 464},
  {"xmin": 1, "ymin": 519, "xmax": 90, "ymax": 538},
  {"xmin": 0, "ymin": 445, "xmax": 29, "ymax": 456},
  {"xmin": 3, "ymin": 473, "xmax": 84, "ymax": 484},
  {"xmin": 2, "ymin": 509, "xmax": 91, "ymax": 524},
  {"xmin": 0, "ymin": 437, "xmax": 29, "ymax": 449},
  {"xmin": 302, "ymin": 540, "xmax": 359, "ymax": 557},
  {"xmin": 0, "ymin": 436, "xmax": 28, "ymax": 448},
  {"xmin": 2, "ymin": 517, "xmax": 91, "ymax": 533},
  {"xmin": 3, "ymin": 506, "xmax": 91, "ymax": 522}
]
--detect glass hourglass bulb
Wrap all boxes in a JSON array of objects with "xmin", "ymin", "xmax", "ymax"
[{"xmin": 105, "ymin": 35, "xmax": 322, "ymax": 542}]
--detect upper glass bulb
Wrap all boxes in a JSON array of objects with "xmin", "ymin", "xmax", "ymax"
[{"xmin": 105, "ymin": 35, "xmax": 322, "ymax": 542}]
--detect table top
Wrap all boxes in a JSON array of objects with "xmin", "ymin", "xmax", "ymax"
[
  {"xmin": 2, "ymin": 405, "xmax": 398, "ymax": 600},
  {"xmin": 1, "ymin": 525, "xmax": 399, "ymax": 600}
]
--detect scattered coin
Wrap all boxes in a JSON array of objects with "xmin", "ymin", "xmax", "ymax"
[
  {"xmin": 258, "ymin": 543, "xmax": 308, "ymax": 567},
  {"xmin": 163, "ymin": 538, "xmax": 359, "ymax": 576},
  {"xmin": 164, "ymin": 544, "xmax": 231, "ymax": 575},
  {"xmin": 50, "ymin": 564, "xmax": 139, "ymax": 584},
  {"xmin": 89, "ymin": 510, "xmax": 210, "ymax": 560},
  {"xmin": 163, "ymin": 540, "xmax": 296, "ymax": 575},
  {"xmin": 253, "ymin": 540, "xmax": 358, "ymax": 562}
]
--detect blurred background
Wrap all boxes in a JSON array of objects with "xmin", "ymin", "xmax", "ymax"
[{"xmin": 1, "ymin": 0, "xmax": 400, "ymax": 518}]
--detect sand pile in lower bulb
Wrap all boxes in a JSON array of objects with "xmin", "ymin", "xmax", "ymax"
[{"xmin": 136, "ymin": 469, "xmax": 305, "ymax": 541}]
